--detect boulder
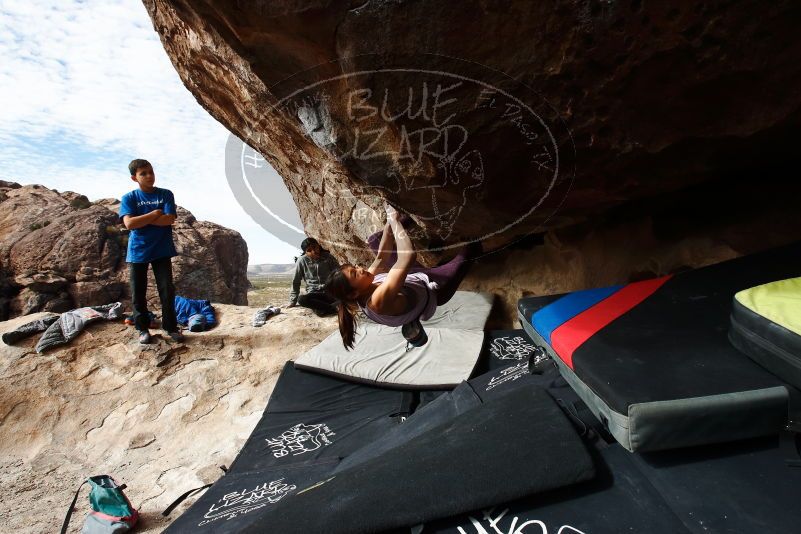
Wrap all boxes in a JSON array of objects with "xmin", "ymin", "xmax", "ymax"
[
  {"xmin": 143, "ymin": 0, "xmax": 801, "ymax": 263},
  {"xmin": 0, "ymin": 182, "xmax": 249, "ymax": 320},
  {"xmin": 12, "ymin": 272, "xmax": 68, "ymax": 292}
]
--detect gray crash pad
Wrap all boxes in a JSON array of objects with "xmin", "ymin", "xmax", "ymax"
[{"xmin": 295, "ymin": 291, "xmax": 493, "ymax": 389}]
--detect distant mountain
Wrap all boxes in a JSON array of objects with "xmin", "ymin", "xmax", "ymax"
[{"xmin": 248, "ymin": 264, "xmax": 295, "ymax": 276}]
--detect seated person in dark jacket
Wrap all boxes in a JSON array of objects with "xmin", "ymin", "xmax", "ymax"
[{"xmin": 287, "ymin": 238, "xmax": 340, "ymax": 316}]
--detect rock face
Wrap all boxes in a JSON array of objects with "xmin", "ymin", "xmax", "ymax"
[
  {"xmin": 0, "ymin": 181, "xmax": 249, "ymax": 320},
  {"xmin": 143, "ymin": 0, "xmax": 801, "ymax": 263},
  {"xmin": 0, "ymin": 304, "xmax": 337, "ymax": 533},
  {"xmin": 462, "ymin": 177, "xmax": 801, "ymax": 328}
]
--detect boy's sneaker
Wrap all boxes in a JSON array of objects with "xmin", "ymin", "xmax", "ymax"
[
  {"xmin": 166, "ymin": 331, "xmax": 185, "ymax": 343},
  {"xmin": 138, "ymin": 330, "xmax": 152, "ymax": 345}
]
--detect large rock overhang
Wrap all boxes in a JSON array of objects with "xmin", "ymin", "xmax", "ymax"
[{"xmin": 144, "ymin": 0, "xmax": 801, "ymax": 263}]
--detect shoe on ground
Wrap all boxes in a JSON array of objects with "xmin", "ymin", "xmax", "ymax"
[
  {"xmin": 166, "ymin": 331, "xmax": 185, "ymax": 343},
  {"xmin": 138, "ymin": 330, "xmax": 152, "ymax": 344}
]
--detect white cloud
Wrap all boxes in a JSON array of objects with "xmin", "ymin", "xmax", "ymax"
[{"xmin": 0, "ymin": 0, "xmax": 298, "ymax": 264}]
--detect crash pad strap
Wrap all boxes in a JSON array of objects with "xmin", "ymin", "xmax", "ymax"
[
  {"xmin": 551, "ymin": 276, "xmax": 672, "ymax": 368},
  {"xmin": 162, "ymin": 484, "xmax": 213, "ymax": 517},
  {"xmin": 162, "ymin": 465, "xmax": 227, "ymax": 517},
  {"xmin": 782, "ymin": 389, "xmax": 801, "ymax": 467},
  {"xmin": 60, "ymin": 480, "xmax": 89, "ymax": 534}
]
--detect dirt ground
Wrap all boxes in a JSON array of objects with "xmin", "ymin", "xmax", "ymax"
[{"xmin": 0, "ymin": 303, "xmax": 337, "ymax": 533}]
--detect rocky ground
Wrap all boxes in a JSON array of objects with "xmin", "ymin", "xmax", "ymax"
[{"xmin": 0, "ymin": 304, "xmax": 337, "ymax": 533}]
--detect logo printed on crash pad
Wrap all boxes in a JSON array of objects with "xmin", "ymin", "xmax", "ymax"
[
  {"xmin": 265, "ymin": 423, "xmax": 335, "ymax": 458},
  {"xmin": 459, "ymin": 506, "xmax": 588, "ymax": 534},
  {"xmin": 486, "ymin": 362, "xmax": 529, "ymax": 391},
  {"xmin": 489, "ymin": 336, "xmax": 538, "ymax": 360},
  {"xmin": 198, "ymin": 478, "xmax": 296, "ymax": 526}
]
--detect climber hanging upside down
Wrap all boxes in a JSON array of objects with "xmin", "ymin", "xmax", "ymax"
[{"xmin": 324, "ymin": 204, "xmax": 481, "ymax": 349}]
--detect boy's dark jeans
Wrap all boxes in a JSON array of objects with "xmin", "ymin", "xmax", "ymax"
[{"xmin": 130, "ymin": 257, "xmax": 177, "ymax": 333}]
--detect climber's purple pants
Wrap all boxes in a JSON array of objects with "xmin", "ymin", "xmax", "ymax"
[{"xmin": 366, "ymin": 221, "xmax": 476, "ymax": 306}]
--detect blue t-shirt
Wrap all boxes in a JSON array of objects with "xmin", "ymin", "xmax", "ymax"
[{"xmin": 118, "ymin": 187, "xmax": 178, "ymax": 263}]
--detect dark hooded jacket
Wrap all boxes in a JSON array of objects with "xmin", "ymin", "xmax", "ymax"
[{"xmin": 289, "ymin": 251, "xmax": 339, "ymax": 305}]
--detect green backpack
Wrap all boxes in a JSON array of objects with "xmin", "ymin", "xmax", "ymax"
[{"xmin": 61, "ymin": 475, "xmax": 139, "ymax": 534}]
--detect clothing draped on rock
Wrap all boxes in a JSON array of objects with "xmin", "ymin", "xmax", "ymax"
[
  {"xmin": 37, "ymin": 303, "xmax": 123, "ymax": 352},
  {"xmin": 2, "ymin": 303, "xmax": 123, "ymax": 353},
  {"xmin": 252, "ymin": 306, "xmax": 281, "ymax": 327},
  {"xmin": 174, "ymin": 296, "xmax": 216, "ymax": 331},
  {"xmin": 1, "ymin": 314, "xmax": 59, "ymax": 345}
]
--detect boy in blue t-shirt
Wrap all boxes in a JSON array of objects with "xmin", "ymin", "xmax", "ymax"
[{"xmin": 119, "ymin": 159, "xmax": 183, "ymax": 344}]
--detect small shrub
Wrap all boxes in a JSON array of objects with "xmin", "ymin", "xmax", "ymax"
[{"xmin": 70, "ymin": 196, "xmax": 91, "ymax": 210}]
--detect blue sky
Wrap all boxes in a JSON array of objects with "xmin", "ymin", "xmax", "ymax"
[{"xmin": 0, "ymin": 0, "xmax": 298, "ymax": 264}]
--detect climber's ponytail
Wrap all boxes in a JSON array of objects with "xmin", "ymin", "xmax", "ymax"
[
  {"xmin": 325, "ymin": 266, "xmax": 358, "ymax": 350},
  {"xmin": 337, "ymin": 300, "xmax": 358, "ymax": 350}
]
